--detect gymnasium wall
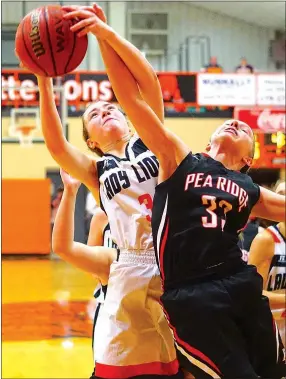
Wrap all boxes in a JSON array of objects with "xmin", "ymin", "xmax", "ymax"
[
  {"xmin": 127, "ymin": 2, "xmax": 275, "ymax": 72},
  {"xmin": 2, "ymin": 117, "xmax": 225, "ymax": 178},
  {"xmin": 2, "ymin": 1, "xmax": 275, "ymax": 72}
]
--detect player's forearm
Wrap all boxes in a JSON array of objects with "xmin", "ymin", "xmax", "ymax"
[
  {"xmin": 98, "ymin": 39, "xmax": 141, "ymax": 109},
  {"xmin": 104, "ymin": 30, "xmax": 157, "ymax": 93},
  {"xmin": 263, "ymin": 291, "xmax": 286, "ymax": 309},
  {"xmin": 37, "ymin": 77, "xmax": 67, "ymax": 155},
  {"xmin": 252, "ymin": 188, "xmax": 285, "ymax": 222},
  {"xmin": 101, "ymin": 31, "xmax": 164, "ymax": 121},
  {"xmin": 52, "ymin": 189, "xmax": 77, "ymax": 255}
]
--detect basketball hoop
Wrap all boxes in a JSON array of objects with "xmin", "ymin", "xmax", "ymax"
[{"xmin": 15, "ymin": 125, "xmax": 36, "ymax": 147}]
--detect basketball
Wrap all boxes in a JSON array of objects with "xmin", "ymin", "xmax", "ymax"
[{"xmin": 15, "ymin": 5, "xmax": 88, "ymax": 77}]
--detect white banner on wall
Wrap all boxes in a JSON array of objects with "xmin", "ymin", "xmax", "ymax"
[
  {"xmin": 256, "ymin": 74, "xmax": 285, "ymax": 106},
  {"xmin": 198, "ymin": 74, "xmax": 256, "ymax": 106}
]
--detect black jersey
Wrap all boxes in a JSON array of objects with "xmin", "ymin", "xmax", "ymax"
[{"xmin": 152, "ymin": 153, "xmax": 260, "ymax": 289}]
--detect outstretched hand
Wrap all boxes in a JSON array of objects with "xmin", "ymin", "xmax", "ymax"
[
  {"xmin": 60, "ymin": 168, "xmax": 81, "ymax": 193},
  {"xmin": 63, "ymin": 3, "xmax": 112, "ymax": 39},
  {"xmin": 62, "ymin": 3, "xmax": 107, "ymax": 23}
]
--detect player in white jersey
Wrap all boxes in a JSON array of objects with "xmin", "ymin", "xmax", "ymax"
[
  {"xmin": 90, "ymin": 223, "xmax": 118, "ymax": 377},
  {"xmin": 52, "ymin": 169, "xmax": 118, "ymax": 375},
  {"xmin": 249, "ymin": 182, "xmax": 286, "ymax": 346},
  {"xmin": 28, "ymin": 3, "xmax": 183, "ymax": 378}
]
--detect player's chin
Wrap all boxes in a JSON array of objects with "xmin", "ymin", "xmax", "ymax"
[
  {"xmin": 221, "ymin": 131, "xmax": 238, "ymax": 140},
  {"xmin": 106, "ymin": 127, "xmax": 126, "ymax": 140},
  {"xmin": 218, "ymin": 132, "xmax": 237, "ymax": 145}
]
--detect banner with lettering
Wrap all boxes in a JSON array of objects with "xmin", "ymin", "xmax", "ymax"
[
  {"xmin": 2, "ymin": 70, "xmax": 284, "ymax": 110},
  {"xmin": 256, "ymin": 74, "xmax": 285, "ymax": 106},
  {"xmin": 197, "ymin": 74, "xmax": 256, "ymax": 106},
  {"xmin": 1, "ymin": 70, "xmax": 197, "ymax": 110}
]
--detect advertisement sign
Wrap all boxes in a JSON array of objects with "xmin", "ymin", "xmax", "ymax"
[
  {"xmin": 1, "ymin": 70, "xmax": 197, "ymax": 109},
  {"xmin": 1, "ymin": 72, "xmax": 116, "ymax": 105},
  {"xmin": 256, "ymin": 74, "xmax": 285, "ymax": 106},
  {"xmin": 198, "ymin": 74, "xmax": 256, "ymax": 106},
  {"xmin": 234, "ymin": 108, "xmax": 285, "ymax": 132},
  {"xmin": 2, "ymin": 70, "xmax": 284, "ymax": 112}
]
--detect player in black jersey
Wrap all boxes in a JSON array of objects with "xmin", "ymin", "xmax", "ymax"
[{"xmin": 85, "ymin": 18, "xmax": 286, "ymax": 377}]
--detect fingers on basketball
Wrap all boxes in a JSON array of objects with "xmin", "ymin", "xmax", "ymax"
[{"xmin": 92, "ymin": 3, "xmax": 107, "ymax": 23}]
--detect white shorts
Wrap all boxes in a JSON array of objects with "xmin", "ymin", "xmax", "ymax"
[{"xmin": 93, "ymin": 250, "xmax": 179, "ymax": 378}]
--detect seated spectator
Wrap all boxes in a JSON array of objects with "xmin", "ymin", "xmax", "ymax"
[
  {"xmin": 201, "ymin": 56, "xmax": 223, "ymax": 73},
  {"xmin": 235, "ymin": 57, "xmax": 254, "ymax": 73}
]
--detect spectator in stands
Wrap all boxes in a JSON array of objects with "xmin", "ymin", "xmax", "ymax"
[
  {"xmin": 235, "ymin": 57, "xmax": 254, "ymax": 73},
  {"xmin": 201, "ymin": 56, "xmax": 223, "ymax": 73}
]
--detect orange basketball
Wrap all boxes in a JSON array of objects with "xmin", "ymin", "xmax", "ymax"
[{"xmin": 15, "ymin": 5, "xmax": 88, "ymax": 77}]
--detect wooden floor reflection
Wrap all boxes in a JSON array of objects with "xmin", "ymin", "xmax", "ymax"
[{"xmin": 2, "ymin": 256, "xmax": 97, "ymax": 378}]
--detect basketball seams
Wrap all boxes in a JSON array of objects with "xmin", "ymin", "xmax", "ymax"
[
  {"xmin": 21, "ymin": 16, "xmax": 47, "ymax": 77},
  {"xmin": 16, "ymin": 5, "xmax": 88, "ymax": 77},
  {"xmin": 43, "ymin": 6, "xmax": 57, "ymax": 77},
  {"xmin": 64, "ymin": 18, "xmax": 77, "ymax": 74}
]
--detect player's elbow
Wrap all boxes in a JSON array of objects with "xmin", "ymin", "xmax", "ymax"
[
  {"xmin": 52, "ymin": 236, "xmax": 72, "ymax": 258},
  {"xmin": 46, "ymin": 137, "xmax": 68, "ymax": 158}
]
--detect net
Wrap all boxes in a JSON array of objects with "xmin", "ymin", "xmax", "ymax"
[
  {"xmin": 15, "ymin": 125, "xmax": 36, "ymax": 148},
  {"xmin": 2, "ymin": 84, "xmax": 67, "ymax": 147}
]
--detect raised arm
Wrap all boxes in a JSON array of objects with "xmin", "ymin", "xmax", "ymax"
[
  {"xmin": 248, "ymin": 231, "xmax": 285, "ymax": 309},
  {"xmin": 251, "ymin": 187, "xmax": 285, "ymax": 222},
  {"xmin": 36, "ymin": 76, "xmax": 99, "ymax": 201},
  {"xmin": 63, "ymin": 10, "xmax": 189, "ymax": 179},
  {"xmin": 63, "ymin": 4, "xmax": 164, "ymax": 122},
  {"xmin": 52, "ymin": 170, "xmax": 115, "ymax": 284}
]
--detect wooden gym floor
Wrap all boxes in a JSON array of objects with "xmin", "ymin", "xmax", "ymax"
[{"xmin": 2, "ymin": 256, "xmax": 97, "ymax": 378}]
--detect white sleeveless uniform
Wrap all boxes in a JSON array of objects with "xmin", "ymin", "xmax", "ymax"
[
  {"xmin": 92, "ymin": 224, "xmax": 118, "ymax": 365},
  {"xmin": 266, "ymin": 225, "xmax": 286, "ymax": 346},
  {"xmin": 93, "ymin": 134, "xmax": 179, "ymax": 378}
]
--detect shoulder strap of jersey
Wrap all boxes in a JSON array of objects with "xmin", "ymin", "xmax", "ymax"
[
  {"xmin": 126, "ymin": 133, "xmax": 149, "ymax": 160},
  {"xmin": 273, "ymin": 224, "xmax": 286, "ymax": 242},
  {"xmin": 267, "ymin": 225, "xmax": 283, "ymax": 243}
]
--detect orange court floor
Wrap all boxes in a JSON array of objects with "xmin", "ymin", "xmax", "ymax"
[{"xmin": 2, "ymin": 255, "xmax": 98, "ymax": 378}]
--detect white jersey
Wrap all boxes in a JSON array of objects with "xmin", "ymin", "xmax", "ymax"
[
  {"xmin": 266, "ymin": 225, "xmax": 286, "ymax": 295},
  {"xmin": 266, "ymin": 225, "xmax": 286, "ymax": 346},
  {"xmin": 92, "ymin": 224, "xmax": 118, "ymax": 367},
  {"xmin": 93, "ymin": 136, "xmax": 179, "ymax": 377},
  {"xmin": 97, "ymin": 134, "xmax": 158, "ymax": 251}
]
